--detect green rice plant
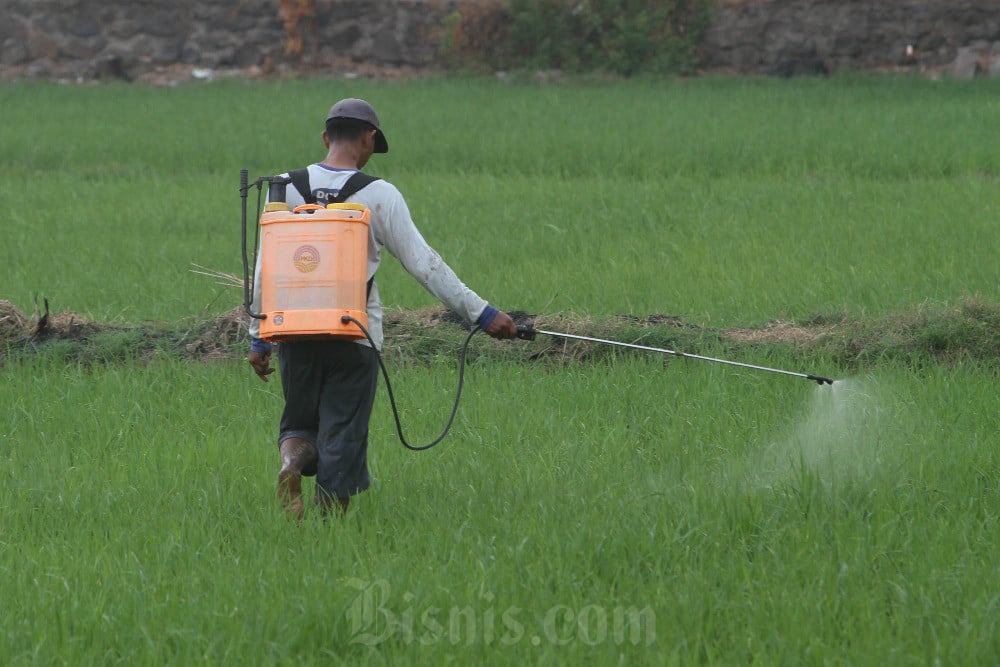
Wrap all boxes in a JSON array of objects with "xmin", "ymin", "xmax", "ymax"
[
  {"xmin": 2, "ymin": 76, "xmax": 999, "ymax": 327},
  {"xmin": 3, "ymin": 75, "xmax": 1000, "ymax": 664},
  {"xmin": 3, "ymin": 353, "xmax": 1000, "ymax": 663}
]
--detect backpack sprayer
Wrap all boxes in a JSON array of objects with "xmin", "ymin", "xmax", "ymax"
[
  {"xmin": 240, "ymin": 169, "xmax": 370, "ymax": 339},
  {"xmin": 240, "ymin": 169, "xmax": 834, "ymax": 451},
  {"xmin": 240, "ymin": 169, "xmax": 477, "ymax": 451}
]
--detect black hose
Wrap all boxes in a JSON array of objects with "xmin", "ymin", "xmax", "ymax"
[{"xmin": 342, "ymin": 315, "xmax": 480, "ymax": 451}]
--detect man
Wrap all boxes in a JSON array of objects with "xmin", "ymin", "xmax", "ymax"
[{"xmin": 247, "ymin": 98, "xmax": 517, "ymax": 518}]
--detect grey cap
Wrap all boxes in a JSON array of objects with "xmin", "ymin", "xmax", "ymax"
[{"xmin": 326, "ymin": 98, "xmax": 388, "ymax": 153}]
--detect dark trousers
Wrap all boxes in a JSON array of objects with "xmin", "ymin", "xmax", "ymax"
[{"xmin": 276, "ymin": 339, "xmax": 378, "ymax": 499}]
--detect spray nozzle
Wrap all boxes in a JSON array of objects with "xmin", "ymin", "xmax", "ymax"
[{"xmin": 808, "ymin": 374, "xmax": 835, "ymax": 385}]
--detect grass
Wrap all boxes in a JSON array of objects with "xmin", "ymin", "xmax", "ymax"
[
  {"xmin": 2, "ymin": 73, "xmax": 1000, "ymax": 664},
  {"xmin": 2, "ymin": 75, "xmax": 999, "ymax": 323},
  {"xmin": 3, "ymin": 355, "xmax": 1000, "ymax": 663}
]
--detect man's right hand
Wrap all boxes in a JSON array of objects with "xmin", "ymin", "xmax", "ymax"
[
  {"xmin": 248, "ymin": 350, "xmax": 275, "ymax": 382},
  {"xmin": 484, "ymin": 311, "xmax": 518, "ymax": 339}
]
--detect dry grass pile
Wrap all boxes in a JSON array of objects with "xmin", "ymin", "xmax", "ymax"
[{"xmin": 0, "ymin": 300, "xmax": 28, "ymax": 340}]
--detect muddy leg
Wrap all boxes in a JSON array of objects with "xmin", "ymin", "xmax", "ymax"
[
  {"xmin": 277, "ymin": 437, "xmax": 318, "ymax": 519},
  {"xmin": 315, "ymin": 489, "xmax": 350, "ymax": 517}
]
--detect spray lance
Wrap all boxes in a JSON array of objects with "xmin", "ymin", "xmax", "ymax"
[{"xmin": 514, "ymin": 325, "xmax": 835, "ymax": 386}]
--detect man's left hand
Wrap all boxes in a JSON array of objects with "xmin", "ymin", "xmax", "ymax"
[{"xmin": 248, "ymin": 350, "xmax": 275, "ymax": 382}]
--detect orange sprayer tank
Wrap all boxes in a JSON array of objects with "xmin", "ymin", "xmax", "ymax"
[{"xmin": 257, "ymin": 202, "xmax": 370, "ymax": 341}]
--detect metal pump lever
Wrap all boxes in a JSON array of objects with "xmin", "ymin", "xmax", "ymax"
[{"xmin": 516, "ymin": 325, "xmax": 834, "ymax": 385}]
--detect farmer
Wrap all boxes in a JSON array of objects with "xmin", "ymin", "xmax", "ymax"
[{"xmin": 247, "ymin": 97, "xmax": 517, "ymax": 518}]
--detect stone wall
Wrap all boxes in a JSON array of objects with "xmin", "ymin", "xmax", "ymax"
[
  {"xmin": 1, "ymin": 0, "xmax": 999, "ymax": 82},
  {"xmin": 0, "ymin": 0, "xmax": 449, "ymax": 81},
  {"xmin": 702, "ymin": 0, "xmax": 1000, "ymax": 78}
]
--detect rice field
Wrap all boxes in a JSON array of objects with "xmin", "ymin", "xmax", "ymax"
[{"xmin": 2, "ymin": 74, "xmax": 999, "ymax": 664}]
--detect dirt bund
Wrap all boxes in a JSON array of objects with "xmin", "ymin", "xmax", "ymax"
[
  {"xmin": 2, "ymin": 301, "xmax": 842, "ymax": 365},
  {"xmin": 5, "ymin": 299, "xmax": 997, "ymax": 375}
]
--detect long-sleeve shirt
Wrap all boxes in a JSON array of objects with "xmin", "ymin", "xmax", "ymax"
[{"xmin": 249, "ymin": 163, "xmax": 496, "ymax": 351}]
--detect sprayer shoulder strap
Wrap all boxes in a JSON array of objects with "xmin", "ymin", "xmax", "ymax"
[
  {"xmin": 333, "ymin": 171, "xmax": 381, "ymax": 203},
  {"xmin": 287, "ymin": 168, "xmax": 380, "ymax": 299},
  {"xmin": 288, "ymin": 168, "xmax": 315, "ymax": 204},
  {"xmin": 287, "ymin": 168, "xmax": 380, "ymax": 206},
  {"xmin": 334, "ymin": 171, "xmax": 381, "ymax": 300}
]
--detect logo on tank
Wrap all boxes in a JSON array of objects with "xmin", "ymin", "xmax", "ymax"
[{"xmin": 293, "ymin": 245, "xmax": 321, "ymax": 273}]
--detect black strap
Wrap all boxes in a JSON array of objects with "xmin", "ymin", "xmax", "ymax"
[
  {"xmin": 288, "ymin": 168, "xmax": 314, "ymax": 204},
  {"xmin": 334, "ymin": 171, "xmax": 380, "ymax": 203},
  {"xmin": 334, "ymin": 172, "xmax": 381, "ymax": 299},
  {"xmin": 288, "ymin": 168, "xmax": 381, "ymax": 206}
]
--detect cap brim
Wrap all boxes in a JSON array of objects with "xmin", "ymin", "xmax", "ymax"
[{"xmin": 374, "ymin": 129, "xmax": 388, "ymax": 153}]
